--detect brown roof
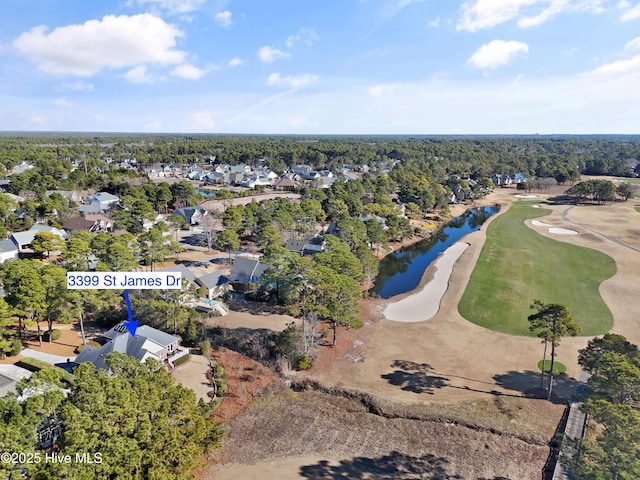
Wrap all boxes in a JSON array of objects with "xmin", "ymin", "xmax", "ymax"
[
  {"xmin": 274, "ymin": 178, "xmax": 297, "ymax": 188},
  {"xmin": 62, "ymin": 216, "xmax": 95, "ymax": 232},
  {"xmin": 83, "ymin": 214, "xmax": 113, "ymax": 224}
]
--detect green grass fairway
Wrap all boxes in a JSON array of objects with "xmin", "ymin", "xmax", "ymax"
[
  {"xmin": 458, "ymin": 202, "xmax": 615, "ymax": 336},
  {"xmin": 635, "ymin": 207, "xmax": 640, "ymax": 214}
]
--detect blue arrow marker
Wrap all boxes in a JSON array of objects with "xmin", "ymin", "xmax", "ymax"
[{"xmin": 123, "ymin": 289, "xmax": 138, "ymax": 337}]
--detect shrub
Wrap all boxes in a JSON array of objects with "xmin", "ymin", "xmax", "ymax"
[
  {"xmin": 43, "ymin": 329, "xmax": 62, "ymax": 341},
  {"xmin": 74, "ymin": 340, "xmax": 101, "ymax": 354},
  {"xmin": 296, "ymin": 354, "xmax": 313, "ymax": 370},
  {"xmin": 8, "ymin": 339, "xmax": 22, "ymax": 357},
  {"xmin": 16, "ymin": 358, "xmax": 74, "ymax": 383}
]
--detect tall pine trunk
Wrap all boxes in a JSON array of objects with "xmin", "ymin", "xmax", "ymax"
[
  {"xmin": 332, "ymin": 321, "xmax": 337, "ymax": 347},
  {"xmin": 540, "ymin": 339, "xmax": 548, "ymax": 389},
  {"xmin": 547, "ymin": 343, "xmax": 556, "ymax": 401}
]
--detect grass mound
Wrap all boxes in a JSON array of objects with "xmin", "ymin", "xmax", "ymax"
[
  {"xmin": 459, "ymin": 202, "xmax": 615, "ymax": 336},
  {"xmin": 537, "ymin": 360, "xmax": 566, "ymax": 375}
]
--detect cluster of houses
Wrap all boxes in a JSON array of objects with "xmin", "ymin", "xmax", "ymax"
[{"xmin": 143, "ymin": 161, "xmax": 361, "ymax": 190}]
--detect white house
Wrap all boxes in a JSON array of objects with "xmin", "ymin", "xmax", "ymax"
[
  {"xmin": 75, "ymin": 323, "xmax": 189, "ymax": 372},
  {"xmin": 10, "ymin": 224, "xmax": 68, "ymax": 254}
]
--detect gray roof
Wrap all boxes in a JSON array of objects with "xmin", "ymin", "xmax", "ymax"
[
  {"xmin": 0, "ymin": 239, "xmax": 18, "ymax": 253},
  {"xmin": 79, "ymin": 201, "xmax": 104, "ymax": 213},
  {"xmin": 157, "ymin": 264, "xmax": 197, "ymax": 283},
  {"xmin": 173, "ymin": 206, "xmax": 205, "ymax": 224},
  {"xmin": 103, "ymin": 322, "xmax": 179, "ymax": 346},
  {"xmin": 197, "ymin": 271, "xmax": 229, "ymax": 289},
  {"xmin": 230, "ymin": 258, "xmax": 268, "ymax": 283}
]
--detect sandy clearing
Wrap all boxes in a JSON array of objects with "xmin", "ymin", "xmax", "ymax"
[
  {"xmin": 383, "ymin": 242, "xmax": 469, "ymax": 322},
  {"xmin": 207, "ymin": 310, "xmax": 300, "ymax": 331},
  {"xmin": 516, "ymin": 194, "xmax": 538, "ymax": 198},
  {"xmin": 172, "ymin": 354, "xmax": 211, "ymax": 403}
]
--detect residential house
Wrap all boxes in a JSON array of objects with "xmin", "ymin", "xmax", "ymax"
[
  {"xmin": 144, "ymin": 166, "xmax": 164, "ymax": 178},
  {"xmin": 173, "ymin": 206, "xmax": 207, "ymax": 225},
  {"xmin": 241, "ymin": 174, "xmax": 273, "ymax": 189},
  {"xmin": 230, "ymin": 258, "xmax": 268, "ymax": 292},
  {"xmin": 229, "ymin": 164, "xmax": 251, "ymax": 175},
  {"xmin": 76, "ymin": 322, "xmax": 189, "ymax": 372},
  {"xmin": 63, "ymin": 214, "xmax": 113, "ymax": 234},
  {"xmin": 10, "ymin": 224, "xmax": 68, "ymax": 254},
  {"xmin": 195, "ymin": 271, "xmax": 229, "ymax": 300},
  {"xmin": 491, "ymin": 174, "xmax": 512, "ymax": 188},
  {"xmin": 9, "ymin": 161, "xmax": 35, "ymax": 175},
  {"xmin": 273, "ymin": 176, "xmax": 298, "ymax": 191},
  {"xmin": 79, "ymin": 192, "xmax": 120, "ymax": 214},
  {"xmin": 0, "ymin": 239, "xmax": 19, "ymax": 264},
  {"xmin": 45, "ymin": 190, "xmax": 84, "ymax": 204},
  {"xmin": 285, "ymin": 235, "xmax": 326, "ymax": 256}
]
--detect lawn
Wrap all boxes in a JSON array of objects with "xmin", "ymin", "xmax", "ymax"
[
  {"xmin": 615, "ymin": 177, "xmax": 640, "ymax": 185},
  {"xmin": 458, "ymin": 202, "xmax": 616, "ymax": 336}
]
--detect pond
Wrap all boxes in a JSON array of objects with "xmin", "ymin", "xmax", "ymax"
[
  {"xmin": 371, "ymin": 205, "xmax": 500, "ymax": 299},
  {"xmin": 195, "ymin": 188, "xmax": 216, "ymax": 197}
]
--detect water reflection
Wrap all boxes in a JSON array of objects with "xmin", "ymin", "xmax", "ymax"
[{"xmin": 372, "ymin": 206, "xmax": 500, "ymax": 299}]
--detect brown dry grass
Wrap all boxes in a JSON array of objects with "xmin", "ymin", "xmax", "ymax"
[{"xmin": 203, "ymin": 389, "xmax": 559, "ymax": 480}]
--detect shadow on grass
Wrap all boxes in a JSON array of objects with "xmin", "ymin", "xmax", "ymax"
[
  {"xmin": 299, "ymin": 451, "xmax": 463, "ymax": 479},
  {"xmin": 493, "ymin": 370, "xmax": 580, "ymax": 404},
  {"xmin": 381, "ymin": 360, "xmax": 449, "ymax": 394}
]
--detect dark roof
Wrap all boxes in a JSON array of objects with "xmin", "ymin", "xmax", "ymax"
[
  {"xmin": 197, "ymin": 271, "xmax": 229, "ymax": 289},
  {"xmin": 157, "ymin": 264, "xmax": 197, "ymax": 283},
  {"xmin": 173, "ymin": 206, "xmax": 205, "ymax": 223},
  {"xmin": 230, "ymin": 258, "xmax": 268, "ymax": 283},
  {"xmin": 285, "ymin": 239, "xmax": 306, "ymax": 254}
]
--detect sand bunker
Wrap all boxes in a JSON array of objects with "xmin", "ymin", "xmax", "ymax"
[
  {"xmin": 532, "ymin": 205, "xmax": 540, "ymax": 208},
  {"xmin": 549, "ymin": 227, "xmax": 578, "ymax": 235},
  {"xmin": 531, "ymin": 220, "xmax": 552, "ymax": 227},
  {"xmin": 516, "ymin": 194, "xmax": 538, "ymax": 198},
  {"xmin": 384, "ymin": 242, "xmax": 470, "ymax": 323}
]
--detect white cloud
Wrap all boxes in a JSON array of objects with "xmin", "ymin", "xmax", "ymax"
[
  {"xmin": 13, "ymin": 14, "xmax": 185, "ymax": 77},
  {"xmin": 285, "ymin": 28, "xmax": 319, "ymax": 48},
  {"xmin": 266, "ymin": 72, "xmax": 319, "ymax": 88},
  {"xmin": 458, "ymin": 0, "xmax": 607, "ymax": 31},
  {"xmin": 129, "ymin": 0, "xmax": 207, "ymax": 14},
  {"xmin": 458, "ymin": 0, "xmax": 539, "ymax": 31},
  {"xmin": 64, "ymin": 80, "xmax": 94, "ymax": 92},
  {"xmin": 589, "ymin": 54, "xmax": 640, "ymax": 76},
  {"xmin": 468, "ymin": 40, "xmax": 529, "ymax": 69},
  {"xmin": 215, "ymin": 10, "xmax": 232, "ymax": 27},
  {"xmin": 626, "ymin": 36, "xmax": 640, "ymax": 50},
  {"xmin": 124, "ymin": 65, "xmax": 155, "ymax": 84},
  {"xmin": 621, "ymin": 2, "xmax": 640, "ymax": 20},
  {"xmin": 171, "ymin": 63, "xmax": 206, "ymax": 80},
  {"xmin": 53, "ymin": 97, "xmax": 74, "ymax": 108},
  {"xmin": 518, "ymin": 0, "xmax": 569, "ymax": 27},
  {"xmin": 368, "ymin": 84, "xmax": 395, "ymax": 96},
  {"xmin": 228, "ymin": 57, "xmax": 246, "ymax": 67},
  {"xmin": 257, "ymin": 46, "xmax": 289, "ymax": 63},
  {"xmin": 189, "ymin": 111, "xmax": 216, "ymax": 131}
]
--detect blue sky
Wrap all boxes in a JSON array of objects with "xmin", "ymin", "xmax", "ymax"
[{"xmin": 1, "ymin": 0, "xmax": 640, "ymax": 134}]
